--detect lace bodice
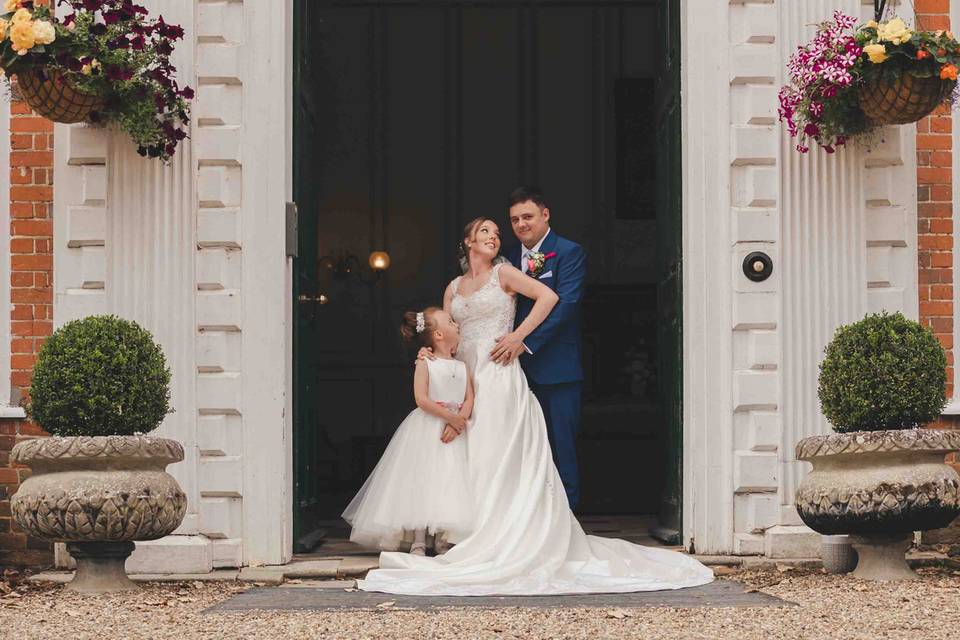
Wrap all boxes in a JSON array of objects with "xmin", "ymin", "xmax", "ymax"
[{"xmin": 450, "ymin": 264, "xmax": 516, "ymax": 371}]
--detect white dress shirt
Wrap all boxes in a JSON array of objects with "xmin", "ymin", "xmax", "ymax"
[
  {"xmin": 519, "ymin": 228, "xmax": 552, "ymax": 355},
  {"xmin": 521, "ymin": 228, "xmax": 551, "ymax": 273}
]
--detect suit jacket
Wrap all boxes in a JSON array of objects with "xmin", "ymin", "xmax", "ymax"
[{"xmin": 507, "ymin": 231, "xmax": 586, "ymax": 385}]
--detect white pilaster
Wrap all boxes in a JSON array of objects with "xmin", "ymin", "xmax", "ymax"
[
  {"xmin": 682, "ymin": 0, "xmax": 735, "ymax": 554},
  {"xmin": 773, "ymin": 0, "xmax": 917, "ymax": 554},
  {"xmin": 685, "ymin": 0, "xmax": 919, "ymax": 557}
]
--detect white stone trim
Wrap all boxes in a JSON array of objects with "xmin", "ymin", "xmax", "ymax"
[
  {"xmin": 729, "ymin": 0, "xmax": 780, "ymax": 557},
  {"xmin": 0, "ymin": 85, "xmax": 10, "ymax": 408},
  {"xmin": 52, "ymin": 123, "xmax": 107, "ymax": 325},
  {"xmin": 0, "ymin": 406, "xmax": 25, "ymax": 419}
]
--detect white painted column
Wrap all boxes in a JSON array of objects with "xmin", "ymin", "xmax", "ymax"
[
  {"xmin": 682, "ymin": 0, "xmax": 736, "ymax": 555},
  {"xmin": 54, "ymin": 0, "xmax": 295, "ymax": 571},
  {"xmin": 771, "ymin": 0, "xmax": 916, "ymax": 557},
  {"xmin": 685, "ymin": 0, "xmax": 917, "ymax": 557},
  {"xmin": 234, "ymin": 0, "xmax": 294, "ymax": 566},
  {"xmin": 727, "ymin": 0, "xmax": 781, "ymax": 557}
]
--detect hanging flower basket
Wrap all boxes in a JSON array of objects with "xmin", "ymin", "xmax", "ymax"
[
  {"xmin": 16, "ymin": 68, "xmax": 104, "ymax": 124},
  {"xmin": 778, "ymin": 9, "xmax": 960, "ymax": 154},
  {"xmin": 859, "ymin": 70, "xmax": 955, "ymax": 125},
  {"xmin": 0, "ymin": 1, "xmax": 193, "ymax": 162}
]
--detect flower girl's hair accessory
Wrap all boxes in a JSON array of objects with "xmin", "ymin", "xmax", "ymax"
[{"xmin": 415, "ymin": 312, "xmax": 426, "ymax": 334}]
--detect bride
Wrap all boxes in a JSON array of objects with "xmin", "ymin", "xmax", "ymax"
[{"xmin": 358, "ymin": 217, "xmax": 714, "ymax": 596}]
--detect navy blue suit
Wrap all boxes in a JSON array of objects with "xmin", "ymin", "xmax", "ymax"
[{"xmin": 507, "ymin": 231, "xmax": 586, "ymax": 509}]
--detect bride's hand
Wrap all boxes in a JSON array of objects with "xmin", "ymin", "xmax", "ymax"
[
  {"xmin": 490, "ymin": 332, "xmax": 526, "ymax": 366},
  {"xmin": 415, "ymin": 346, "xmax": 436, "ymax": 363}
]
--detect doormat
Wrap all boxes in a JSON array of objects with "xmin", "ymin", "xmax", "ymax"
[{"xmin": 207, "ymin": 581, "xmax": 791, "ymax": 612}]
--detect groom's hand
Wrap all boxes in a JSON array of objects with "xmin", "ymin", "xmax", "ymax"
[{"xmin": 491, "ymin": 333, "xmax": 525, "ymax": 365}]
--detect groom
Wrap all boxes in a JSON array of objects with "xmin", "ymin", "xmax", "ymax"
[{"xmin": 491, "ymin": 186, "xmax": 587, "ymax": 511}]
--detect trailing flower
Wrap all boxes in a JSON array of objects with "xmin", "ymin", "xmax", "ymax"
[
  {"xmin": 0, "ymin": 0, "xmax": 192, "ymax": 162},
  {"xmin": 778, "ymin": 11, "xmax": 866, "ymax": 154},
  {"xmin": 778, "ymin": 12, "xmax": 960, "ymax": 154}
]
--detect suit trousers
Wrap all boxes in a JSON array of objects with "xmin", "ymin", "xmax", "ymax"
[{"xmin": 529, "ymin": 380, "xmax": 582, "ymax": 511}]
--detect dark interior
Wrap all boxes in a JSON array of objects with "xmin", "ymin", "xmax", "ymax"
[{"xmin": 292, "ymin": 0, "xmax": 681, "ymax": 551}]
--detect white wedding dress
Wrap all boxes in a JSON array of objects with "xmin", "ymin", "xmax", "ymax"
[{"xmin": 358, "ymin": 264, "xmax": 714, "ymax": 595}]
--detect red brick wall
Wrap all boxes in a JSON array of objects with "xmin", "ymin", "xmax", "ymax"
[
  {"xmin": 916, "ymin": 1, "xmax": 955, "ymax": 402},
  {"xmin": 916, "ymin": 2, "xmax": 960, "ymax": 551},
  {"xmin": 0, "ymin": 96, "xmax": 53, "ymax": 567}
]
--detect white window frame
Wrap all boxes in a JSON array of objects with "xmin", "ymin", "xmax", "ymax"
[
  {"xmin": 0, "ymin": 89, "xmax": 22, "ymax": 417},
  {"xmin": 947, "ymin": 0, "xmax": 960, "ymax": 414}
]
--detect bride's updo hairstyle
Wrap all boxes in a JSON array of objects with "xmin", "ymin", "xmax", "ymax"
[
  {"xmin": 458, "ymin": 216, "xmax": 505, "ymax": 272},
  {"xmin": 400, "ymin": 306, "xmax": 441, "ymax": 349}
]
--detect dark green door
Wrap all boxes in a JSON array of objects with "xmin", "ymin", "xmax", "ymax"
[
  {"xmin": 292, "ymin": 0, "xmax": 327, "ymax": 551},
  {"xmin": 653, "ymin": 0, "xmax": 682, "ymax": 544}
]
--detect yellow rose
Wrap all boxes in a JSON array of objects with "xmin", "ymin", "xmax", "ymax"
[
  {"xmin": 878, "ymin": 17, "xmax": 911, "ymax": 44},
  {"xmin": 9, "ymin": 17, "xmax": 34, "ymax": 53},
  {"xmin": 0, "ymin": 18, "xmax": 7, "ymax": 42},
  {"xmin": 866, "ymin": 20, "xmax": 879, "ymax": 29},
  {"xmin": 11, "ymin": 7, "xmax": 30, "ymax": 23},
  {"xmin": 3, "ymin": 0, "xmax": 18, "ymax": 12},
  {"xmin": 31, "ymin": 19, "xmax": 53, "ymax": 45},
  {"xmin": 863, "ymin": 43, "xmax": 888, "ymax": 63}
]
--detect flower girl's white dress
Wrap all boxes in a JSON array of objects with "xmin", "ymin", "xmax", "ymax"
[{"xmin": 342, "ymin": 357, "xmax": 474, "ymax": 550}]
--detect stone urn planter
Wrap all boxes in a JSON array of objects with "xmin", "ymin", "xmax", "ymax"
[
  {"xmin": 796, "ymin": 429, "xmax": 960, "ymax": 581},
  {"xmin": 10, "ymin": 435, "xmax": 186, "ymax": 593}
]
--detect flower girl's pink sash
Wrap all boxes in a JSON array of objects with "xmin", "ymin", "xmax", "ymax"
[{"xmin": 436, "ymin": 401, "xmax": 463, "ymax": 411}]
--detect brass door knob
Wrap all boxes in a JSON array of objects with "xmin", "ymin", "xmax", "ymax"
[{"xmin": 742, "ymin": 252, "xmax": 772, "ymax": 282}]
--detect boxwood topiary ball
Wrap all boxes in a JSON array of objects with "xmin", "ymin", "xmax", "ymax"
[
  {"xmin": 28, "ymin": 315, "xmax": 172, "ymax": 437},
  {"xmin": 818, "ymin": 312, "xmax": 947, "ymax": 433}
]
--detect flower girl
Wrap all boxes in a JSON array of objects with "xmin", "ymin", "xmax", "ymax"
[{"xmin": 342, "ymin": 307, "xmax": 475, "ymax": 555}]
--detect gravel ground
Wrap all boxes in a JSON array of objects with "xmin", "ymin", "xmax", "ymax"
[{"xmin": 1, "ymin": 566, "xmax": 958, "ymax": 639}]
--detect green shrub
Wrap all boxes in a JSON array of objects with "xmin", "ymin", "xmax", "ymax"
[
  {"xmin": 818, "ymin": 312, "xmax": 947, "ymax": 432},
  {"xmin": 27, "ymin": 315, "xmax": 172, "ymax": 437}
]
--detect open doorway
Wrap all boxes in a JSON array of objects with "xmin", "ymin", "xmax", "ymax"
[{"xmin": 292, "ymin": 0, "xmax": 682, "ymax": 552}]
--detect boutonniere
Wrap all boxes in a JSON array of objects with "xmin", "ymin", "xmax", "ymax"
[{"xmin": 526, "ymin": 251, "xmax": 557, "ymax": 278}]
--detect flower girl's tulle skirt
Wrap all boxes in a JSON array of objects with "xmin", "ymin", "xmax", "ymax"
[{"xmin": 342, "ymin": 408, "xmax": 474, "ymax": 551}]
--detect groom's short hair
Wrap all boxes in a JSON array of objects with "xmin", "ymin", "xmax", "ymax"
[{"xmin": 508, "ymin": 185, "xmax": 548, "ymax": 210}]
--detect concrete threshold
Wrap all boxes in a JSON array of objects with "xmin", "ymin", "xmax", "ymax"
[{"xmin": 27, "ymin": 550, "xmax": 958, "ymax": 586}]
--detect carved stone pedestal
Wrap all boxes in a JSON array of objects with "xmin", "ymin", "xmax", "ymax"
[
  {"xmin": 66, "ymin": 542, "xmax": 138, "ymax": 593},
  {"xmin": 10, "ymin": 435, "xmax": 187, "ymax": 593},
  {"xmin": 795, "ymin": 429, "xmax": 960, "ymax": 581},
  {"xmin": 849, "ymin": 535, "xmax": 916, "ymax": 581}
]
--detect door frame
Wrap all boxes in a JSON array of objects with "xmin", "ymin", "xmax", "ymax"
[
  {"xmin": 239, "ymin": 0, "xmax": 296, "ymax": 566},
  {"xmin": 679, "ymin": 0, "xmax": 736, "ymax": 553},
  {"xmin": 281, "ymin": 0, "xmax": 730, "ymax": 555}
]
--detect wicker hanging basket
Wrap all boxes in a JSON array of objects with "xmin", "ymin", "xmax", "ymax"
[
  {"xmin": 15, "ymin": 68, "xmax": 105, "ymax": 124},
  {"xmin": 858, "ymin": 70, "xmax": 955, "ymax": 126}
]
